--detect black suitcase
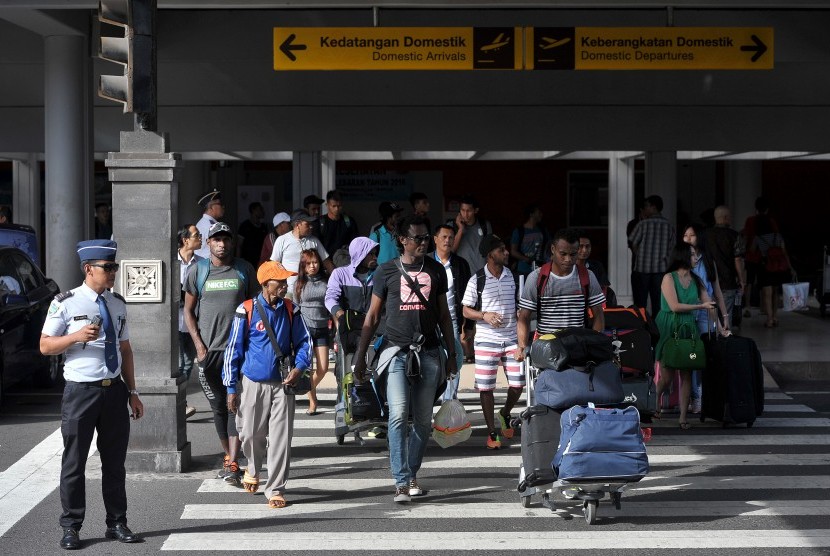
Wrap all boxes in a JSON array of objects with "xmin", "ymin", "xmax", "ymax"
[
  {"xmin": 518, "ymin": 404, "xmax": 562, "ymax": 490},
  {"xmin": 700, "ymin": 335, "xmax": 764, "ymax": 427},
  {"xmin": 607, "ymin": 328, "xmax": 654, "ymax": 374}
]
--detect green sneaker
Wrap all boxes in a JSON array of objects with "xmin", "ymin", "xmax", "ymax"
[
  {"xmin": 486, "ymin": 431, "xmax": 502, "ymax": 450},
  {"xmin": 498, "ymin": 411, "xmax": 515, "ymax": 439}
]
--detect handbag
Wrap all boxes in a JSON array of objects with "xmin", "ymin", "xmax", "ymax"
[
  {"xmin": 661, "ymin": 320, "xmax": 706, "ymax": 371},
  {"xmin": 782, "ymin": 281, "xmax": 809, "ymax": 312},
  {"xmin": 254, "ymin": 298, "xmax": 311, "ymax": 396}
]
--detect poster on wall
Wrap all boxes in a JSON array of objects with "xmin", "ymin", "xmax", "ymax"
[
  {"xmin": 237, "ymin": 185, "xmax": 276, "ymax": 223},
  {"xmin": 335, "ymin": 171, "xmax": 413, "ymax": 201}
]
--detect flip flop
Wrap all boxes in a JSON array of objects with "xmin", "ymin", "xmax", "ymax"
[
  {"xmin": 242, "ymin": 472, "xmax": 259, "ymax": 494},
  {"xmin": 679, "ymin": 422, "xmax": 691, "ymax": 430},
  {"xmin": 268, "ymin": 495, "xmax": 287, "ymax": 509},
  {"xmin": 306, "ymin": 410, "xmax": 320, "ymax": 416}
]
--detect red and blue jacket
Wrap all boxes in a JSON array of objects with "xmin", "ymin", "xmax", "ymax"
[{"xmin": 222, "ymin": 294, "xmax": 312, "ymax": 394}]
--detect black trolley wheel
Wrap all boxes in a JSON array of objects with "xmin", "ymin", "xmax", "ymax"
[{"xmin": 520, "ymin": 495, "xmax": 532, "ymax": 508}]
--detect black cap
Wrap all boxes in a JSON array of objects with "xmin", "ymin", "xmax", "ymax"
[
  {"xmin": 303, "ymin": 194, "xmax": 324, "ymax": 207},
  {"xmin": 291, "ymin": 209, "xmax": 318, "ymax": 224},
  {"xmin": 198, "ymin": 189, "xmax": 222, "ymax": 208},
  {"xmin": 208, "ymin": 222, "xmax": 233, "ymax": 238},
  {"xmin": 479, "ymin": 234, "xmax": 505, "ymax": 257},
  {"xmin": 378, "ymin": 201, "xmax": 404, "ymax": 219}
]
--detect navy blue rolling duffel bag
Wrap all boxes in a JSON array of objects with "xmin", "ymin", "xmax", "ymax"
[
  {"xmin": 553, "ymin": 404, "xmax": 649, "ymax": 482},
  {"xmin": 534, "ymin": 360, "xmax": 624, "ymax": 410}
]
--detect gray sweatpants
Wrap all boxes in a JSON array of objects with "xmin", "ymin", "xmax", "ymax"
[{"xmin": 238, "ymin": 375, "xmax": 295, "ymax": 499}]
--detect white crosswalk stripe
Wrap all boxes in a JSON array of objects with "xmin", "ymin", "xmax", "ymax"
[{"xmin": 162, "ymin": 389, "xmax": 830, "ymax": 552}]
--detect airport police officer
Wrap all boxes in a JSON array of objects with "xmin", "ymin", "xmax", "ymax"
[{"xmin": 40, "ymin": 240, "xmax": 144, "ymax": 550}]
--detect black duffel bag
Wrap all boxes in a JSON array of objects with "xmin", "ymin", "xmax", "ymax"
[{"xmin": 530, "ymin": 328, "xmax": 613, "ymax": 371}]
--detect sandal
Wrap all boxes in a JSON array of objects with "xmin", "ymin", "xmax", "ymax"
[
  {"xmin": 242, "ymin": 472, "xmax": 259, "ymax": 494},
  {"xmin": 679, "ymin": 422, "xmax": 691, "ymax": 430},
  {"xmin": 652, "ymin": 411, "xmax": 662, "ymax": 420},
  {"xmin": 268, "ymin": 495, "xmax": 287, "ymax": 509}
]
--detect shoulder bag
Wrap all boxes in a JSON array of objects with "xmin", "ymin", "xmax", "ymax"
[{"xmin": 254, "ymin": 298, "xmax": 311, "ymax": 395}]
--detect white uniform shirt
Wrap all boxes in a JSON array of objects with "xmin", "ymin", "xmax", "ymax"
[
  {"xmin": 42, "ymin": 283, "xmax": 130, "ymax": 383},
  {"xmin": 462, "ymin": 265, "xmax": 518, "ymax": 344},
  {"xmin": 178, "ymin": 251, "xmax": 203, "ymax": 332},
  {"xmin": 195, "ymin": 213, "xmax": 216, "ymax": 259},
  {"xmin": 434, "ymin": 253, "xmax": 458, "ymax": 329}
]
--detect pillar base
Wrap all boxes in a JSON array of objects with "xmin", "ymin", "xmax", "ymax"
[{"xmin": 125, "ymin": 443, "xmax": 192, "ymax": 474}]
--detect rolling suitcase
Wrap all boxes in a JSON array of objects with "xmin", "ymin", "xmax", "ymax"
[
  {"xmin": 700, "ymin": 335, "xmax": 763, "ymax": 427},
  {"xmin": 518, "ymin": 404, "xmax": 563, "ymax": 490}
]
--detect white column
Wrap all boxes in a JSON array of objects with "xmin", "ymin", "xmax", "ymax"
[
  {"xmin": 44, "ymin": 34, "xmax": 90, "ymax": 291},
  {"xmin": 12, "ymin": 154, "xmax": 41, "ymax": 231},
  {"xmin": 608, "ymin": 154, "xmax": 635, "ymax": 306},
  {"xmin": 321, "ymin": 151, "xmax": 336, "ymax": 198},
  {"xmin": 292, "ymin": 151, "xmax": 324, "ymax": 206},
  {"xmin": 725, "ymin": 161, "xmax": 762, "ymax": 232},
  {"xmin": 644, "ymin": 151, "xmax": 678, "ymax": 228}
]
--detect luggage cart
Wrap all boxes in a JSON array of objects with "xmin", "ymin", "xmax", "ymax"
[
  {"xmin": 516, "ymin": 356, "xmax": 636, "ymax": 525},
  {"xmin": 821, "ymin": 245, "xmax": 830, "ymax": 317},
  {"xmin": 332, "ymin": 329, "xmax": 388, "ymax": 446}
]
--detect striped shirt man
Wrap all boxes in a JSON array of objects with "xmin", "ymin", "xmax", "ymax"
[{"xmin": 518, "ymin": 266, "xmax": 606, "ymax": 334}]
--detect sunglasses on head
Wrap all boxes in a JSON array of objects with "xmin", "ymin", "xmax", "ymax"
[
  {"xmin": 406, "ymin": 234, "xmax": 430, "ymax": 244},
  {"xmin": 90, "ymin": 263, "xmax": 120, "ymax": 273}
]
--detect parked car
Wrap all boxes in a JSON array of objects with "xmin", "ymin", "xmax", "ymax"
[{"xmin": 0, "ymin": 246, "xmax": 61, "ymax": 407}]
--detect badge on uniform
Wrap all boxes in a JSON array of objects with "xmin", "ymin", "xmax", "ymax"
[{"xmin": 73, "ymin": 315, "xmax": 89, "ymax": 321}]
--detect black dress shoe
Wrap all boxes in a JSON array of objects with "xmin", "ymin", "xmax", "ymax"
[
  {"xmin": 104, "ymin": 523, "xmax": 143, "ymax": 543},
  {"xmin": 60, "ymin": 528, "xmax": 81, "ymax": 550}
]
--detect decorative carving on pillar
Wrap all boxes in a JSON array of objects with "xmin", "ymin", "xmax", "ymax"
[{"xmin": 119, "ymin": 260, "xmax": 163, "ymax": 302}]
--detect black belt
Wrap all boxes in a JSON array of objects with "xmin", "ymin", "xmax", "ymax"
[{"xmin": 68, "ymin": 375, "xmax": 122, "ymax": 387}]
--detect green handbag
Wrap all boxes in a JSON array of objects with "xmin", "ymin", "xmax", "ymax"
[{"xmin": 661, "ymin": 319, "xmax": 706, "ymax": 371}]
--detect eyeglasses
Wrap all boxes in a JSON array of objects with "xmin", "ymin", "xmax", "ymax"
[
  {"xmin": 189, "ymin": 232, "xmax": 202, "ymax": 239},
  {"xmin": 90, "ymin": 263, "xmax": 120, "ymax": 273},
  {"xmin": 406, "ymin": 234, "xmax": 431, "ymax": 244}
]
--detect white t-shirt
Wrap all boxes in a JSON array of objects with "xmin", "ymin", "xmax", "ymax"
[
  {"xmin": 270, "ymin": 232, "xmax": 329, "ymax": 291},
  {"xmin": 462, "ymin": 265, "xmax": 518, "ymax": 343}
]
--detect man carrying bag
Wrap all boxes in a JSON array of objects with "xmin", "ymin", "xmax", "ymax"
[{"xmin": 223, "ymin": 261, "xmax": 312, "ymax": 509}]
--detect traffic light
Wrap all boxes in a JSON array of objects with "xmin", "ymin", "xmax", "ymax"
[{"xmin": 98, "ymin": 0, "xmax": 155, "ymax": 119}]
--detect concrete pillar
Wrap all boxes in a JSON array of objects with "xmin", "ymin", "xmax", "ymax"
[
  {"xmin": 178, "ymin": 161, "xmax": 207, "ymax": 228},
  {"xmin": 608, "ymin": 154, "xmax": 636, "ymax": 307},
  {"xmin": 44, "ymin": 34, "xmax": 91, "ymax": 291},
  {"xmin": 320, "ymin": 151, "xmax": 336, "ymax": 199},
  {"xmin": 108, "ymin": 130, "xmax": 190, "ymax": 473},
  {"xmin": 293, "ymin": 151, "xmax": 324, "ymax": 207},
  {"xmin": 12, "ymin": 154, "xmax": 41, "ymax": 232},
  {"xmin": 644, "ymin": 151, "xmax": 678, "ymax": 229},
  {"xmin": 725, "ymin": 161, "xmax": 763, "ymax": 232}
]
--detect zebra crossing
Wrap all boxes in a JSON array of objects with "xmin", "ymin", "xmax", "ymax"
[{"xmin": 161, "ymin": 389, "xmax": 830, "ymax": 552}]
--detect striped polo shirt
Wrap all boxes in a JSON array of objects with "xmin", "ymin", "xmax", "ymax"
[{"xmin": 462, "ymin": 265, "xmax": 518, "ymax": 343}]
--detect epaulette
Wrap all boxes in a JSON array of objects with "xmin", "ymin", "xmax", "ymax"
[
  {"xmin": 112, "ymin": 292, "xmax": 126, "ymax": 303},
  {"xmin": 55, "ymin": 291, "xmax": 74, "ymax": 302}
]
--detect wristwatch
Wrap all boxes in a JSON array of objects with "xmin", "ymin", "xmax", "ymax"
[{"xmin": 129, "ymin": 390, "xmax": 140, "ymax": 396}]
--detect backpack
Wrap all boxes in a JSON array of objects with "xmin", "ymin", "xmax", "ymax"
[
  {"xmin": 512, "ymin": 226, "xmax": 550, "ymax": 267},
  {"xmin": 241, "ymin": 297, "xmax": 294, "ymax": 328},
  {"xmin": 535, "ymin": 262, "xmax": 591, "ymax": 325},
  {"xmin": 193, "ymin": 257, "xmax": 250, "ymax": 298},
  {"xmin": 473, "ymin": 267, "xmax": 518, "ymax": 311}
]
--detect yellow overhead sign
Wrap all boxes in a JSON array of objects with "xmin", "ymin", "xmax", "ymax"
[
  {"xmin": 273, "ymin": 27, "xmax": 522, "ymax": 70},
  {"xmin": 527, "ymin": 27, "xmax": 773, "ymax": 70}
]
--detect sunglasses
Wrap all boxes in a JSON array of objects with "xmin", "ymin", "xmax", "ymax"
[
  {"xmin": 406, "ymin": 234, "xmax": 431, "ymax": 244},
  {"xmin": 90, "ymin": 263, "xmax": 120, "ymax": 273}
]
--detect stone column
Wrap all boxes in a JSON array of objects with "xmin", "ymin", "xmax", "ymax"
[
  {"xmin": 608, "ymin": 154, "xmax": 636, "ymax": 307},
  {"xmin": 107, "ymin": 130, "xmax": 190, "ymax": 473},
  {"xmin": 725, "ymin": 161, "xmax": 762, "ymax": 231}
]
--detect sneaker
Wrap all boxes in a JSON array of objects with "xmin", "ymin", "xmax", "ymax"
[
  {"xmin": 689, "ymin": 398, "xmax": 702, "ymax": 414},
  {"xmin": 367, "ymin": 426, "xmax": 386, "ymax": 439},
  {"xmin": 185, "ymin": 404, "xmax": 196, "ymax": 418},
  {"xmin": 216, "ymin": 455, "xmax": 231, "ymax": 479},
  {"xmin": 498, "ymin": 411, "xmax": 515, "ymax": 439},
  {"xmin": 393, "ymin": 486, "xmax": 411, "ymax": 503},
  {"xmin": 486, "ymin": 431, "xmax": 502, "ymax": 450},
  {"xmin": 224, "ymin": 461, "xmax": 242, "ymax": 487},
  {"xmin": 408, "ymin": 479, "xmax": 424, "ymax": 497}
]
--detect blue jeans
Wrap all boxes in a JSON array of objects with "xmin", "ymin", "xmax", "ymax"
[
  {"xmin": 179, "ymin": 332, "xmax": 196, "ymax": 381},
  {"xmin": 442, "ymin": 331, "xmax": 464, "ymax": 402},
  {"xmin": 386, "ymin": 348, "xmax": 442, "ymax": 487},
  {"xmin": 690, "ymin": 317, "xmax": 711, "ymax": 402}
]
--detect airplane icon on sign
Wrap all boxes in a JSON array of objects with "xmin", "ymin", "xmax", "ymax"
[
  {"xmin": 539, "ymin": 36, "xmax": 572, "ymax": 50},
  {"xmin": 480, "ymin": 32, "xmax": 511, "ymax": 52}
]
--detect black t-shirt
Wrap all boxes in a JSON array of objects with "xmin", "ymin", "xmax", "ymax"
[
  {"xmin": 319, "ymin": 214, "xmax": 359, "ymax": 255},
  {"xmin": 372, "ymin": 257, "xmax": 448, "ymax": 348},
  {"xmin": 238, "ymin": 220, "xmax": 268, "ymax": 268}
]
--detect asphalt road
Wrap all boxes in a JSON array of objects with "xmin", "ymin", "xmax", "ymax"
[{"xmin": 1, "ymin": 374, "xmax": 830, "ymax": 555}]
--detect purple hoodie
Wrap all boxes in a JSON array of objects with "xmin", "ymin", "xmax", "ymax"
[{"xmin": 324, "ymin": 236, "xmax": 379, "ymax": 316}]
